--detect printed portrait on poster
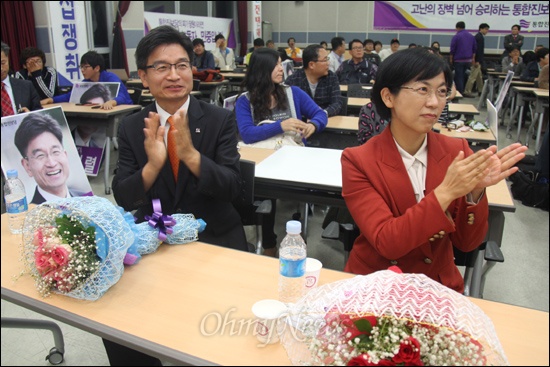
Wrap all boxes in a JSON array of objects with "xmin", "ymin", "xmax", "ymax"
[{"xmin": 1, "ymin": 106, "xmax": 94, "ymax": 205}]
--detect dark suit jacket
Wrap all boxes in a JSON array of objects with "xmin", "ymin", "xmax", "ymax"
[
  {"xmin": 341, "ymin": 127, "xmax": 489, "ymax": 293},
  {"xmin": 503, "ymin": 34, "xmax": 524, "ymax": 53},
  {"xmin": 112, "ymin": 96, "xmax": 247, "ymax": 251},
  {"xmin": 31, "ymin": 187, "xmax": 81, "ymax": 204},
  {"xmin": 9, "ymin": 77, "xmax": 42, "ymax": 112}
]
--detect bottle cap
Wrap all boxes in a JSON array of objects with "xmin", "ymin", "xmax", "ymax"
[
  {"xmin": 286, "ymin": 220, "xmax": 301, "ymax": 234},
  {"xmin": 6, "ymin": 169, "xmax": 18, "ymax": 179}
]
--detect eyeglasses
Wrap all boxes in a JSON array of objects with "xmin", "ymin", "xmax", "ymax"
[
  {"xmin": 25, "ymin": 149, "xmax": 63, "ymax": 162},
  {"xmin": 351, "ymin": 46, "xmax": 364, "ymax": 51},
  {"xmin": 146, "ymin": 61, "xmax": 191, "ymax": 75},
  {"xmin": 79, "ymin": 65, "xmax": 92, "ymax": 70},
  {"xmin": 400, "ymin": 84, "xmax": 449, "ymax": 99},
  {"xmin": 313, "ymin": 57, "xmax": 330, "ymax": 63}
]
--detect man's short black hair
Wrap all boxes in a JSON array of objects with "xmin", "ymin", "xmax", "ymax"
[
  {"xmin": 363, "ymin": 39, "xmax": 374, "ymax": 47},
  {"xmin": 303, "ymin": 44, "xmax": 323, "ymax": 67},
  {"xmin": 80, "ymin": 50, "xmax": 105, "ymax": 71},
  {"xmin": 135, "ymin": 25, "xmax": 194, "ymax": 70},
  {"xmin": 479, "ymin": 23, "xmax": 490, "ymax": 30},
  {"xmin": 456, "ymin": 21, "xmax": 466, "ymax": 29},
  {"xmin": 14, "ymin": 113, "xmax": 64, "ymax": 158},
  {"xmin": 535, "ymin": 47, "xmax": 549, "ymax": 62},
  {"xmin": 253, "ymin": 38, "xmax": 265, "ymax": 47},
  {"xmin": 287, "ymin": 37, "xmax": 295, "ymax": 44},
  {"xmin": 192, "ymin": 38, "xmax": 205, "ymax": 47},
  {"xmin": 214, "ymin": 34, "xmax": 225, "ymax": 42},
  {"xmin": 390, "ymin": 38, "xmax": 400, "ymax": 45},
  {"xmin": 331, "ymin": 37, "xmax": 345, "ymax": 50},
  {"xmin": 19, "ymin": 47, "xmax": 46, "ymax": 67},
  {"xmin": 512, "ymin": 24, "xmax": 521, "ymax": 31},
  {"xmin": 80, "ymin": 84, "xmax": 111, "ymax": 104}
]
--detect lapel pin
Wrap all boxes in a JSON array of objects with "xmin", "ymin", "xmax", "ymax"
[{"xmin": 195, "ymin": 128, "xmax": 201, "ymax": 133}]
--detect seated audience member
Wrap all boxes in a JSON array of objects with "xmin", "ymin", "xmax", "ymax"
[
  {"xmin": 373, "ymin": 41, "xmax": 383, "ymax": 54},
  {"xmin": 211, "ymin": 34, "xmax": 236, "ymax": 70},
  {"xmin": 515, "ymin": 51, "xmax": 536, "ymax": 77},
  {"xmin": 1, "ymin": 41, "xmax": 41, "ymax": 115},
  {"xmin": 43, "ymin": 50, "xmax": 132, "ymax": 109},
  {"xmin": 235, "ymin": 48, "xmax": 327, "ymax": 257},
  {"xmin": 521, "ymin": 47, "xmax": 549, "ymax": 83},
  {"xmin": 320, "ymin": 41, "xmax": 328, "ymax": 49},
  {"xmin": 192, "ymin": 38, "xmax": 215, "ymax": 71},
  {"xmin": 285, "ymin": 44, "xmax": 342, "ymax": 117},
  {"xmin": 336, "ymin": 39, "xmax": 378, "ymax": 85},
  {"xmin": 328, "ymin": 36, "xmax": 346, "ymax": 73},
  {"xmin": 538, "ymin": 64, "xmax": 549, "ymax": 90},
  {"xmin": 408, "ymin": 43, "xmax": 417, "ymax": 48},
  {"xmin": 363, "ymin": 39, "xmax": 381, "ymax": 66},
  {"xmin": 15, "ymin": 47, "xmax": 59, "ymax": 105},
  {"xmin": 14, "ymin": 113, "xmax": 85, "ymax": 204},
  {"xmin": 378, "ymin": 38, "xmax": 400, "ymax": 61},
  {"xmin": 285, "ymin": 37, "xmax": 303, "ymax": 59},
  {"xmin": 502, "ymin": 46, "xmax": 522, "ymax": 75},
  {"xmin": 341, "ymin": 47, "xmax": 526, "ymax": 293},
  {"xmin": 266, "ymin": 39, "xmax": 276, "ymax": 49},
  {"xmin": 245, "ymin": 38, "xmax": 264, "ymax": 65}
]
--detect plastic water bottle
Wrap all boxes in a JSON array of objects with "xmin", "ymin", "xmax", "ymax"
[
  {"xmin": 278, "ymin": 220, "xmax": 307, "ymax": 304},
  {"xmin": 4, "ymin": 169, "xmax": 28, "ymax": 234}
]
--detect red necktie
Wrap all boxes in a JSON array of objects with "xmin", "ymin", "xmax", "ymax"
[
  {"xmin": 167, "ymin": 116, "xmax": 179, "ymax": 181},
  {"xmin": 1, "ymin": 82, "xmax": 15, "ymax": 116}
]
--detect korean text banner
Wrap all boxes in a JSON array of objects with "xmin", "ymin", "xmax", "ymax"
[
  {"xmin": 48, "ymin": 1, "xmax": 89, "ymax": 83},
  {"xmin": 374, "ymin": 1, "xmax": 548, "ymax": 33},
  {"xmin": 144, "ymin": 12, "xmax": 236, "ymax": 50}
]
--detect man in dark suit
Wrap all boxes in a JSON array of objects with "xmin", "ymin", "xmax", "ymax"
[
  {"xmin": 108, "ymin": 24, "xmax": 248, "ymax": 367},
  {"xmin": 1, "ymin": 41, "xmax": 41, "ymax": 115}
]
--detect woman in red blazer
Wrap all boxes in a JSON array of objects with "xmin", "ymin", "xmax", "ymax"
[{"xmin": 341, "ymin": 48, "xmax": 527, "ymax": 293}]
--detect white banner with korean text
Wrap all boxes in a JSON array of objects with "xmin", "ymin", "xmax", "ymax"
[
  {"xmin": 48, "ymin": 1, "xmax": 89, "ymax": 84},
  {"xmin": 374, "ymin": 1, "xmax": 549, "ymax": 33},
  {"xmin": 252, "ymin": 1, "xmax": 262, "ymax": 39},
  {"xmin": 143, "ymin": 12, "xmax": 237, "ymax": 51}
]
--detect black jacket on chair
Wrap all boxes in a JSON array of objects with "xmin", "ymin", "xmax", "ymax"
[
  {"xmin": 112, "ymin": 95, "xmax": 247, "ymax": 251},
  {"xmin": 9, "ymin": 77, "xmax": 42, "ymax": 112}
]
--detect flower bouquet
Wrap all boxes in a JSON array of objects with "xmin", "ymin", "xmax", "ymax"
[
  {"xmin": 278, "ymin": 268, "xmax": 509, "ymax": 366},
  {"xmin": 21, "ymin": 196, "xmax": 205, "ymax": 300}
]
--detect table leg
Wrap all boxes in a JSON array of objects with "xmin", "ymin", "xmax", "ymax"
[
  {"xmin": 516, "ymin": 105, "xmax": 525, "ymax": 143},
  {"xmin": 535, "ymin": 110, "xmax": 545, "ymax": 154}
]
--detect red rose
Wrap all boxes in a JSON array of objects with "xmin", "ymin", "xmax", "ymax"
[
  {"xmin": 342, "ymin": 315, "xmax": 378, "ymax": 341},
  {"xmin": 392, "ymin": 337, "xmax": 422, "ymax": 365}
]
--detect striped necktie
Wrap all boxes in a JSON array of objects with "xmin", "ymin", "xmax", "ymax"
[
  {"xmin": 167, "ymin": 116, "xmax": 179, "ymax": 181},
  {"xmin": 1, "ymin": 82, "xmax": 15, "ymax": 116}
]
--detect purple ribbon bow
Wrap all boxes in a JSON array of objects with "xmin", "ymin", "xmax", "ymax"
[{"xmin": 144, "ymin": 199, "xmax": 176, "ymax": 241}]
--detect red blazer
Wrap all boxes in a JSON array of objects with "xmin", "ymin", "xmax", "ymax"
[{"xmin": 341, "ymin": 127, "xmax": 489, "ymax": 293}]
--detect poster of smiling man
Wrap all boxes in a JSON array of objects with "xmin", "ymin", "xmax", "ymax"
[{"xmin": 1, "ymin": 106, "xmax": 93, "ymax": 205}]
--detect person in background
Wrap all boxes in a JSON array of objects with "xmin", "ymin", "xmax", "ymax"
[
  {"xmin": 15, "ymin": 47, "xmax": 59, "ymax": 105},
  {"xmin": 501, "ymin": 46, "xmax": 523, "ymax": 75},
  {"xmin": 341, "ymin": 47, "xmax": 527, "ymax": 293},
  {"xmin": 363, "ymin": 39, "xmax": 381, "ymax": 66},
  {"xmin": 328, "ymin": 36, "xmax": 346, "ymax": 73},
  {"xmin": 503, "ymin": 24, "xmax": 524, "ymax": 58},
  {"xmin": 449, "ymin": 21, "xmax": 476, "ymax": 94},
  {"xmin": 373, "ymin": 41, "xmax": 383, "ymax": 54},
  {"xmin": 245, "ymin": 38, "xmax": 264, "ymax": 65},
  {"xmin": 1, "ymin": 41, "xmax": 41, "ymax": 115},
  {"xmin": 235, "ymin": 48, "xmax": 327, "ymax": 257},
  {"xmin": 408, "ymin": 43, "xmax": 417, "ymax": 49},
  {"xmin": 43, "ymin": 50, "xmax": 132, "ymax": 109},
  {"xmin": 191, "ymin": 38, "xmax": 215, "ymax": 71},
  {"xmin": 515, "ymin": 51, "xmax": 536, "ymax": 78},
  {"xmin": 285, "ymin": 44, "xmax": 342, "ymax": 117},
  {"xmin": 336, "ymin": 39, "xmax": 378, "ymax": 85},
  {"xmin": 14, "ymin": 113, "xmax": 81, "ymax": 204},
  {"xmin": 211, "ymin": 34, "xmax": 235, "ymax": 70},
  {"xmin": 464, "ymin": 23, "xmax": 490, "ymax": 98},
  {"xmin": 266, "ymin": 39, "xmax": 276, "ymax": 49},
  {"xmin": 538, "ymin": 64, "xmax": 549, "ymax": 90},
  {"xmin": 320, "ymin": 41, "xmax": 328, "ymax": 49},
  {"xmin": 285, "ymin": 37, "xmax": 302, "ymax": 59},
  {"xmin": 378, "ymin": 38, "xmax": 400, "ymax": 62},
  {"xmin": 520, "ymin": 47, "xmax": 549, "ymax": 83}
]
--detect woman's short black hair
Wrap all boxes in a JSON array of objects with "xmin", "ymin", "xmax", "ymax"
[{"xmin": 372, "ymin": 48, "xmax": 452, "ymax": 120}]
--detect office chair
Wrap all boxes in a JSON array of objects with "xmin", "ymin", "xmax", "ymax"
[
  {"xmin": 339, "ymin": 95, "xmax": 348, "ymax": 116},
  {"xmin": 322, "ymin": 221, "xmax": 504, "ymax": 298},
  {"xmin": 126, "ymin": 86, "xmax": 143, "ymax": 105},
  {"xmin": 0, "ymin": 180, "xmax": 65, "ymax": 364},
  {"xmin": 234, "ymin": 159, "xmax": 273, "ymax": 254},
  {"xmin": 347, "ymin": 83, "xmax": 373, "ymax": 98}
]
